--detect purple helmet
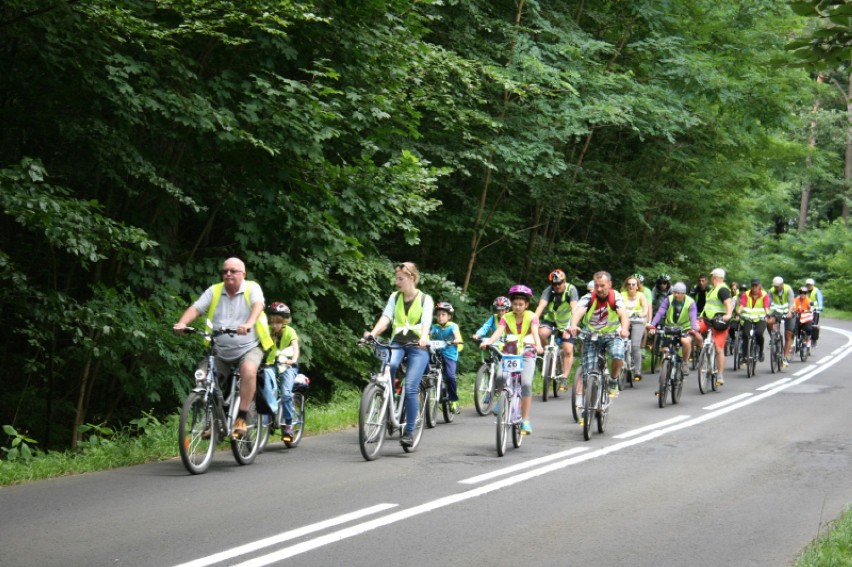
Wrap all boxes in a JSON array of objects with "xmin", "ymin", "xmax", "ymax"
[{"xmin": 508, "ymin": 284, "xmax": 533, "ymax": 301}]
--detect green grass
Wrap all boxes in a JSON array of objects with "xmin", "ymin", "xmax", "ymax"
[
  {"xmin": 823, "ymin": 308, "xmax": 852, "ymax": 321},
  {"xmin": 796, "ymin": 506, "xmax": 852, "ymax": 566}
]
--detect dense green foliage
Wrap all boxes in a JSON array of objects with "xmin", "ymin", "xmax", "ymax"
[{"xmin": 1, "ymin": 0, "xmax": 849, "ymax": 451}]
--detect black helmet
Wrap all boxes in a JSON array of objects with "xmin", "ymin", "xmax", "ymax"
[
  {"xmin": 657, "ymin": 274, "xmax": 671, "ymax": 284},
  {"xmin": 266, "ymin": 302, "xmax": 291, "ymax": 317},
  {"xmin": 492, "ymin": 296, "xmax": 511, "ymax": 310},
  {"xmin": 435, "ymin": 301, "xmax": 455, "ymax": 314}
]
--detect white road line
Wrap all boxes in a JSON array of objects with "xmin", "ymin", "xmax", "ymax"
[
  {"xmin": 613, "ymin": 415, "xmax": 691, "ymax": 439},
  {"xmin": 817, "ymin": 356, "xmax": 834, "ymax": 364},
  {"xmin": 459, "ymin": 446, "xmax": 589, "ymax": 484},
  {"xmin": 172, "ymin": 503, "xmax": 398, "ymax": 567},
  {"xmin": 756, "ymin": 378, "xmax": 791, "ymax": 391},
  {"xmin": 181, "ymin": 327, "xmax": 852, "ymax": 567},
  {"xmin": 702, "ymin": 393, "xmax": 753, "ymax": 410},
  {"xmin": 794, "ymin": 366, "xmax": 815, "ymax": 377}
]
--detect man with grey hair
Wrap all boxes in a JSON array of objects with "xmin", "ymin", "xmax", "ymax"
[
  {"xmin": 649, "ymin": 281, "xmax": 699, "ymax": 377},
  {"xmin": 697, "ymin": 268, "xmax": 733, "ymax": 385},
  {"xmin": 174, "ymin": 257, "xmax": 273, "ymax": 438},
  {"xmin": 569, "ymin": 271, "xmax": 630, "ymax": 404}
]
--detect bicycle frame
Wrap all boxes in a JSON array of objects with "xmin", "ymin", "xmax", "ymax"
[
  {"xmin": 657, "ymin": 327, "xmax": 684, "ymax": 408},
  {"xmin": 578, "ymin": 331, "xmax": 615, "ymax": 440}
]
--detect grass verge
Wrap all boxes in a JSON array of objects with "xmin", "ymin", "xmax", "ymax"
[{"xmin": 795, "ymin": 506, "xmax": 852, "ymax": 566}]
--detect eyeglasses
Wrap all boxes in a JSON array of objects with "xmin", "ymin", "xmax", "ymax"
[{"xmin": 222, "ymin": 269, "xmax": 243, "ymax": 275}]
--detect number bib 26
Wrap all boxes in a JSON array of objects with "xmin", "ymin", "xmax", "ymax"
[{"xmin": 501, "ymin": 354, "xmax": 523, "ymax": 373}]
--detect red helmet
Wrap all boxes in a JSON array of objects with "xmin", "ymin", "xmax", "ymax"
[
  {"xmin": 435, "ymin": 301, "xmax": 455, "ymax": 314},
  {"xmin": 549, "ymin": 269, "xmax": 566, "ymax": 284},
  {"xmin": 492, "ymin": 296, "xmax": 511, "ymax": 310},
  {"xmin": 508, "ymin": 284, "xmax": 533, "ymax": 301},
  {"xmin": 266, "ymin": 302, "xmax": 291, "ymax": 317}
]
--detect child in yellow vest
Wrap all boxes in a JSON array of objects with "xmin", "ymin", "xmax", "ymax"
[{"xmin": 265, "ymin": 302, "xmax": 300, "ymax": 443}]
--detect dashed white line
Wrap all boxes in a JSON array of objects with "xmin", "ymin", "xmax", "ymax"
[
  {"xmin": 757, "ymin": 378, "xmax": 791, "ymax": 391},
  {"xmin": 702, "ymin": 393, "xmax": 753, "ymax": 410}
]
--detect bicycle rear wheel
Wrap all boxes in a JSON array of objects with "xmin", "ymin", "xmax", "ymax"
[
  {"xmin": 799, "ymin": 333, "xmax": 810, "ymax": 362},
  {"xmin": 496, "ymin": 391, "xmax": 510, "ymax": 456},
  {"xmin": 179, "ymin": 391, "xmax": 216, "ymax": 475},
  {"xmin": 231, "ymin": 399, "xmax": 261, "ymax": 465},
  {"xmin": 257, "ymin": 413, "xmax": 271, "ymax": 453},
  {"xmin": 658, "ymin": 359, "xmax": 670, "ymax": 408},
  {"xmin": 358, "ymin": 383, "xmax": 387, "ymax": 461},
  {"xmin": 650, "ymin": 334, "xmax": 660, "ymax": 374},
  {"xmin": 672, "ymin": 364, "xmax": 683, "ymax": 404},
  {"xmin": 402, "ymin": 387, "xmax": 426, "ymax": 453},
  {"xmin": 697, "ymin": 349, "xmax": 712, "ymax": 394},
  {"xmin": 571, "ymin": 379, "xmax": 580, "ymax": 423},
  {"xmin": 541, "ymin": 350, "xmax": 553, "ymax": 402},
  {"xmin": 474, "ymin": 363, "xmax": 494, "ymax": 416},
  {"xmin": 732, "ymin": 329, "xmax": 742, "ymax": 371},
  {"xmin": 746, "ymin": 336, "xmax": 757, "ymax": 378},
  {"xmin": 425, "ymin": 372, "xmax": 439, "ymax": 429},
  {"xmin": 284, "ymin": 392, "xmax": 305, "ymax": 448}
]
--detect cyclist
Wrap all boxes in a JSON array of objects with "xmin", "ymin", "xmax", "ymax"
[
  {"xmin": 767, "ymin": 276, "xmax": 795, "ymax": 367},
  {"xmin": 265, "ymin": 302, "xmax": 300, "ymax": 443},
  {"xmin": 805, "ymin": 278, "xmax": 824, "ymax": 344},
  {"xmin": 364, "ymin": 262, "xmax": 434, "ymax": 448},
  {"xmin": 479, "ymin": 284, "xmax": 543, "ymax": 434},
  {"xmin": 736, "ymin": 278, "xmax": 770, "ymax": 364},
  {"xmin": 637, "ymin": 274, "xmax": 653, "ymax": 307},
  {"xmin": 533, "ymin": 269, "xmax": 579, "ymax": 382},
  {"xmin": 651, "ymin": 274, "xmax": 673, "ymax": 314},
  {"xmin": 696, "ymin": 267, "xmax": 734, "ymax": 386},
  {"xmin": 430, "ymin": 302, "xmax": 463, "ymax": 413},
  {"xmin": 472, "ymin": 296, "xmax": 511, "ymax": 341},
  {"xmin": 690, "ymin": 274, "xmax": 709, "ymax": 314},
  {"xmin": 173, "ymin": 257, "xmax": 274, "ymax": 438},
  {"xmin": 648, "ymin": 281, "xmax": 699, "ymax": 376},
  {"xmin": 794, "ymin": 286, "xmax": 816, "ymax": 348},
  {"xmin": 568, "ymin": 271, "xmax": 631, "ymax": 400},
  {"xmin": 621, "ymin": 274, "xmax": 651, "ymax": 381}
]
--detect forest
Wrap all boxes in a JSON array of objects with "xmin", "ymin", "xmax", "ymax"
[{"xmin": 1, "ymin": 0, "xmax": 850, "ymax": 451}]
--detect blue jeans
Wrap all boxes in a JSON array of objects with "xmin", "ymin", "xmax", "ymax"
[
  {"xmin": 278, "ymin": 365, "xmax": 298, "ymax": 424},
  {"xmin": 389, "ymin": 343, "xmax": 429, "ymax": 435},
  {"xmin": 441, "ymin": 357, "xmax": 458, "ymax": 402}
]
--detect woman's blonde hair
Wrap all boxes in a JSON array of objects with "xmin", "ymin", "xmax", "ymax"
[{"xmin": 395, "ymin": 261, "xmax": 419, "ymax": 285}]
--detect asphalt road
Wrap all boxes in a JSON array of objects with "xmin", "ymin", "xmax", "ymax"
[{"xmin": 2, "ymin": 320, "xmax": 851, "ymax": 567}]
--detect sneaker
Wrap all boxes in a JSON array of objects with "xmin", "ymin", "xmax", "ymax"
[
  {"xmin": 681, "ymin": 361, "xmax": 690, "ymax": 376},
  {"xmin": 716, "ymin": 375, "xmax": 725, "ymax": 386},
  {"xmin": 520, "ymin": 419, "xmax": 532, "ymax": 435},
  {"xmin": 634, "ymin": 374, "xmax": 642, "ymax": 381},
  {"xmin": 400, "ymin": 432, "xmax": 414, "ymax": 447},
  {"xmin": 232, "ymin": 417, "xmax": 247, "ymax": 439},
  {"xmin": 759, "ymin": 352, "xmax": 765, "ymax": 362},
  {"xmin": 450, "ymin": 401, "xmax": 460, "ymax": 414},
  {"xmin": 201, "ymin": 426, "xmax": 212, "ymax": 440},
  {"xmin": 608, "ymin": 379, "xmax": 619, "ymax": 398},
  {"xmin": 281, "ymin": 425, "xmax": 294, "ymax": 443},
  {"xmin": 782, "ymin": 358, "xmax": 789, "ymax": 368}
]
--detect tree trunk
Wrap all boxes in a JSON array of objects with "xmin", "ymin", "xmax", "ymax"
[
  {"xmin": 844, "ymin": 68, "xmax": 851, "ymax": 227},
  {"xmin": 799, "ymin": 73, "xmax": 824, "ymax": 232}
]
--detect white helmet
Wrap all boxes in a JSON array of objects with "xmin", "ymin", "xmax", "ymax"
[
  {"xmin": 806, "ymin": 278, "xmax": 815, "ymax": 285},
  {"xmin": 772, "ymin": 276, "xmax": 783, "ymax": 286}
]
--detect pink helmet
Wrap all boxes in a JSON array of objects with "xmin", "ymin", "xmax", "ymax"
[{"xmin": 508, "ymin": 284, "xmax": 533, "ymax": 301}]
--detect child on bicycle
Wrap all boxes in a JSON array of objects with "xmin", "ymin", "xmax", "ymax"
[
  {"xmin": 479, "ymin": 285, "xmax": 543, "ymax": 434},
  {"xmin": 265, "ymin": 302, "xmax": 300, "ymax": 443},
  {"xmin": 472, "ymin": 296, "xmax": 511, "ymax": 341},
  {"xmin": 430, "ymin": 302, "xmax": 463, "ymax": 413}
]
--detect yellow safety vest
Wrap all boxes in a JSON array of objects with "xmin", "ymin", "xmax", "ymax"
[{"xmin": 206, "ymin": 282, "xmax": 274, "ymax": 350}]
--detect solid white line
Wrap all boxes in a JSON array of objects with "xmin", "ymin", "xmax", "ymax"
[
  {"xmin": 817, "ymin": 356, "xmax": 834, "ymax": 364},
  {"xmin": 756, "ymin": 378, "xmax": 791, "ymax": 391},
  {"xmin": 702, "ymin": 393, "xmax": 753, "ymax": 410},
  {"xmin": 187, "ymin": 326, "xmax": 852, "ymax": 567},
  {"xmin": 459, "ymin": 446, "xmax": 589, "ymax": 484},
  {"xmin": 613, "ymin": 415, "xmax": 691, "ymax": 439},
  {"xmin": 794, "ymin": 366, "xmax": 815, "ymax": 377},
  {"xmin": 172, "ymin": 503, "xmax": 398, "ymax": 567}
]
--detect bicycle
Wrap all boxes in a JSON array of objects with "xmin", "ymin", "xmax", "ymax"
[
  {"xmin": 483, "ymin": 344, "xmax": 525, "ymax": 457},
  {"xmin": 178, "ymin": 328, "xmax": 262, "ymax": 475},
  {"xmin": 740, "ymin": 314, "xmax": 761, "ymax": 378},
  {"xmin": 730, "ymin": 322, "xmax": 744, "ymax": 371},
  {"xmin": 696, "ymin": 324, "xmax": 720, "ymax": 394},
  {"xmin": 794, "ymin": 312, "xmax": 813, "ymax": 362},
  {"xmin": 423, "ymin": 340, "xmax": 455, "ymax": 427},
  {"xmin": 618, "ymin": 337, "xmax": 636, "ymax": 390},
  {"xmin": 357, "ymin": 337, "xmax": 426, "ymax": 461},
  {"xmin": 258, "ymin": 372, "xmax": 307, "ymax": 451},
  {"xmin": 473, "ymin": 339, "xmax": 498, "ymax": 416},
  {"xmin": 541, "ymin": 333, "xmax": 569, "ymax": 401},
  {"xmin": 649, "ymin": 329, "xmax": 663, "ymax": 374},
  {"xmin": 656, "ymin": 327, "xmax": 686, "ymax": 408},
  {"xmin": 577, "ymin": 331, "xmax": 617, "ymax": 441},
  {"xmin": 768, "ymin": 323, "xmax": 784, "ymax": 374}
]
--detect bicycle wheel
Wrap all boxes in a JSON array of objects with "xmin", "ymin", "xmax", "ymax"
[
  {"xmin": 697, "ymin": 348, "xmax": 712, "ymax": 394},
  {"xmin": 402, "ymin": 387, "xmax": 426, "ymax": 453},
  {"xmin": 732, "ymin": 330, "xmax": 741, "ymax": 371},
  {"xmin": 624, "ymin": 347, "xmax": 635, "ymax": 389},
  {"xmin": 571, "ymin": 379, "xmax": 580, "ymax": 423},
  {"xmin": 285, "ymin": 392, "xmax": 305, "ymax": 448},
  {"xmin": 425, "ymin": 372, "xmax": 439, "ymax": 429},
  {"xmin": 710, "ymin": 351, "xmax": 719, "ymax": 391},
  {"xmin": 769, "ymin": 333, "xmax": 779, "ymax": 374},
  {"xmin": 541, "ymin": 350, "xmax": 553, "ymax": 402},
  {"xmin": 178, "ymin": 391, "xmax": 216, "ymax": 475},
  {"xmin": 799, "ymin": 333, "xmax": 809, "ymax": 362},
  {"xmin": 496, "ymin": 390, "xmax": 510, "ymax": 456},
  {"xmin": 512, "ymin": 397, "xmax": 523, "ymax": 448},
  {"xmin": 474, "ymin": 363, "xmax": 494, "ymax": 416},
  {"xmin": 596, "ymin": 390, "xmax": 608, "ymax": 434},
  {"xmin": 658, "ymin": 359, "xmax": 670, "ymax": 408},
  {"xmin": 650, "ymin": 334, "xmax": 660, "ymax": 374},
  {"xmin": 552, "ymin": 354, "xmax": 562, "ymax": 398},
  {"xmin": 672, "ymin": 364, "xmax": 683, "ymax": 405},
  {"xmin": 231, "ymin": 399, "xmax": 261, "ymax": 465},
  {"xmin": 583, "ymin": 374, "xmax": 597, "ymax": 441},
  {"xmin": 358, "ymin": 383, "xmax": 387, "ymax": 461},
  {"xmin": 441, "ymin": 391, "xmax": 455, "ymax": 424},
  {"xmin": 257, "ymin": 413, "xmax": 271, "ymax": 453}
]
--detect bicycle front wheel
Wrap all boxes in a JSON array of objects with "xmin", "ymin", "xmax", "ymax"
[
  {"xmin": 425, "ymin": 374, "xmax": 439, "ymax": 429},
  {"xmin": 799, "ymin": 334, "xmax": 810, "ymax": 361},
  {"xmin": 402, "ymin": 387, "xmax": 426, "ymax": 453},
  {"xmin": 179, "ymin": 391, "xmax": 216, "ymax": 475},
  {"xmin": 474, "ymin": 363, "xmax": 494, "ymax": 416},
  {"xmin": 358, "ymin": 383, "xmax": 387, "ymax": 461},
  {"xmin": 571, "ymin": 380, "xmax": 580, "ymax": 423},
  {"xmin": 583, "ymin": 374, "xmax": 598, "ymax": 441},
  {"xmin": 257, "ymin": 413, "xmax": 271, "ymax": 453},
  {"xmin": 496, "ymin": 391, "xmax": 510, "ymax": 456},
  {"xmin": 746, "ymin": 337, "xmax": 757, "ymax": 378},
  {"xmin": 658, "ymin": 359, "xmax": 670, "ymax": 408},
  {"xmin": 231, "ymin": 399, "xmax": 261, "ymax": 465},
  {"xmin": 732, "ymin": 330, "xmax": 742, "ymax": 371},
  {"xmin": 285, "ymin": 392, "xmax": 306, "ymax": 448},
  {"xmin": 672, "ymin": 364, "xmax": 684, "ymax": 404}
]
